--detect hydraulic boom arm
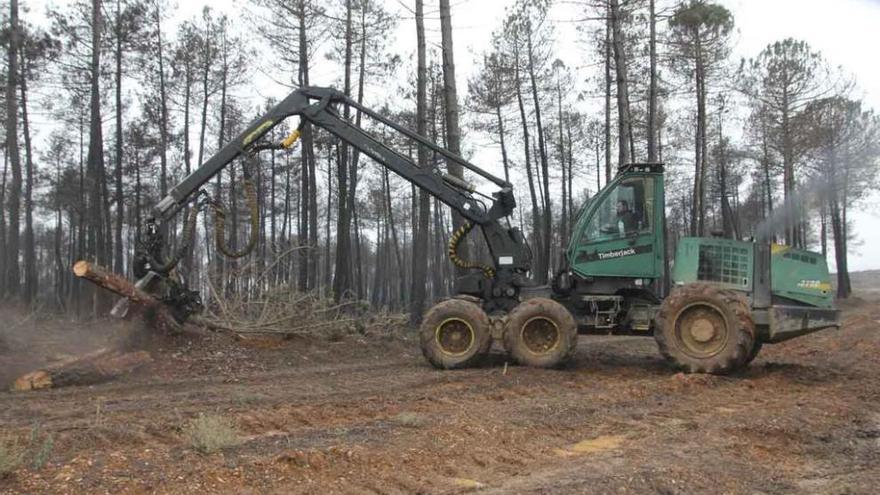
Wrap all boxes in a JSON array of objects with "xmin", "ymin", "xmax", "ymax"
[
  {"xmin": 139, "ymin": 86, "xmax": 531, "ymax": 319},
  {"xmin": 154, "ymin": 88, "xmax": 508, "ymax": 223}
]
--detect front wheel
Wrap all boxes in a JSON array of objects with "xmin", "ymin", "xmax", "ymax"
[
  {"xmin": 420, "ymin": 299, "xmax": 492, "ymax": 369},
  {"xmin": 654, "ymin": 283, "xmax": 755, "ymax": 374},
  {"xmin": 503, "ymin": 298, "xmax": 578, "ymax": 368}
]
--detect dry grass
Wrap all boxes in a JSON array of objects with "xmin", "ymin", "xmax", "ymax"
[
  {"xmin": 184, "ymin": 414, "xmax": 241, "ymax": 454},
  {"xmin": 391, "ymin": 412, "xmax": 429, "ymax": 428},
  {"xmin": 0, "ymin": 435, "xmax": 25, "ymax": 477}
]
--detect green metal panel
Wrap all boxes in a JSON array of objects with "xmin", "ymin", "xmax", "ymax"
[
  {"xmin": 671, "ymin": 237, "xmax": 754, "ymax": 292},
  {"xmin": 567, "ymin": 171, "xmax": 664, "ymax": 279},
  {"xmin": 770, "ymin": 245, "xmax": 835, "ymax": 308}
]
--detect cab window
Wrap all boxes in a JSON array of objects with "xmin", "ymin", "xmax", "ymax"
[{"xmin": 583, "ymin": 176, "xmax": 654, "ymax": 243}]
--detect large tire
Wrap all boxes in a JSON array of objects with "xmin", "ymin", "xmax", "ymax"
[
  {"xmin": 654, "ymin": 283, "xmax": 755, "ymax": 374},
  {"xmin": 503, "ymin": 298, "xmax": 578, "ymax": 368},
  {"xmin": 420, "ymin": 299, "xmax": 492, "ymax": 369}
]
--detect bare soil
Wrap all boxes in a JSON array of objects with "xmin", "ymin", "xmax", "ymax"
[{"xmin": 0, "ymin": 296, "xmax": 879, "ymax": 494}]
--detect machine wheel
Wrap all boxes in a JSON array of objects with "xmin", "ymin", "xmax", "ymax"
[
  {"xmin": 654, "ymin": 283, "xmax": 754, "ymax": 374},
  {"xmin": 420, "ymin": 299, "xmax": 492, "ymax": 369},
  {"xmin": 503, "ymin": 298, "xmax": 578, "ymax": 368}
]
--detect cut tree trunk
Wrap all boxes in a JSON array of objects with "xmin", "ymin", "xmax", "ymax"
[
  {"xmin": 72, "ymin": 260, "xmax": 182, "ymax": 334},
  {"xmin": 12, "ymin": 348, "xmax": 152, "ymax": 391}
]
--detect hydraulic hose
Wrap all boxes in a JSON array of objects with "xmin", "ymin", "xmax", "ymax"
[
  {"xmin": 212, "ymin": 177, "xmax": 260, "ymax": 259},
  {"xmin": 145, "ymin": 205, "xmax": 200, "ymax": 274},
  {"xmin": 447, "ymin": 221, "xmax": 495, "ymax": 279}
]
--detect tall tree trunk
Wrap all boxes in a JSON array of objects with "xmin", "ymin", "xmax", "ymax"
[
  {"xmin": 333, "ymin": 0, "xmax": 353, "ymax": 302},
  {"xmin": 199, "ymin": 17, "xmax": 217, "ymax": 291},
  {"xmin": 526, "ymin": 27, "xmax": 551, "ymax": 284},
  {"xmin": 717, "ymin": 111, "xmax": 734, "ymax": 239},
  {"xmin": 155, "ymin": 1, "xmax": 178, "ymax": 276},
  {"xmin": 556, "ymin": 71, "xmax": 567, "ymax": 250},
  {"xmin": 198, "ymin": 13, "xmax": 213, "ymax": 292},
  {"xmin": 697, "ymin": 51, "xmax": 708, "ymax": 237},
  {"xmin": 155, "ymin": 3, "xmax": 169, "ymax": 197},
  {"xmin": 781, "ymin": 98, "xmax": 797, "ymax": 247},
  {"xmin": 74, "ymin": 113, "xmax": 85, "ymax": 313},
  {"xmin": 603, "ymin": 8, "xmax": 612, "ymax": 185},
  {"xmin": 410, "ymin": 0, "xmax": 430, "ymax": 325},
  {"xmin": 217, "ymin": 27, "xmax": 233, "ymax": 294},
  {"xmin": 438, "ymin": 0, "xmax": 468, "ymax": 275},
  {"xmin": 5, "ymin": 0, "xmax": 22, "ymax": 298},
  {"xmin": 609, "ymin": 0, "xmax": 632, "ymax": 167},
  {"xmin": 19, "ymin": 46, "xmax": 37, "ymax": 303},
  {"xmin": 54, "ymin": 159, "xmax": 64, "ymax": 307},
  {"xmin": 86, "ymin": 0, "xmax": 107, "ymax": 314},
  {"xmin": 513, "ymin": 45, "xmax": 541, "ymax": 278},
  {"xmin": 112, "ymin": 0, "xmax": 124, "ymax": 275},
  {"xmin": 296, "ymin": 0, "xmax": 318, "ymax": 291},
  {"xmin": 761, "ymin": 121, "xmax": 773, "ymax": 222},
  {"xmin": 324, "ymin": 146, "xmax": 333, "ymax": 291},
  {"xmin": 647, "ymin": 0, "xmax": 657, "ymax": 162},
  {"xmin": 691, "ymin": 34, "xmax": 706, "ymax": 237},
  {"xmin": 0, "ymin": 152, "xmax": 8, "ymax": 299},
  {"xmin": 428, "ymin": 80, "xmax": 445, "ymax": 299},
  {"xmin": 270, "ymin": 133, "xmax": 277, "ymax": 258},
  {"xmin": 348, "ymin": 2, "xmax": 368, "ymax": 299},
  {"xmin": 383, "ymin": 169, "xmax": 404, "ymax": 308},
  {"xmin": 829, "ymin": 194, "xmax": 849, "ymax": 299},
  {"xmin": 495, "ymin": 105, "xmax": 510, "ymax": 182},
  {"xmin": 133, "ymin": 148, "xmax": 141, "ymax": 242}
]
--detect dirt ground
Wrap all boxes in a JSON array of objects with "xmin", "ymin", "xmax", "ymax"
[{"xmin": 0, "ymin": 293, "xmax": 878, "ymax": 494}]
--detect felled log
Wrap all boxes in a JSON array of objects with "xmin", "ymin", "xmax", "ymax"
[
  {"xmin": 72, "ymin": 260, "xmax": 181, "ymax": 334},
  {"xmin": 11, "ymin": 349, "xmax": 153, "ymax": 391}
]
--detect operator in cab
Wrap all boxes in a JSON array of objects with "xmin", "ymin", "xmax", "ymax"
[{"xmin": 616, "ymin": 200, "xmax": 639, "ymax": 235}]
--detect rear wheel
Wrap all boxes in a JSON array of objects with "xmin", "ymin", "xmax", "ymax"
[
  {"xmin": 654, "ymin": 283, "xmax": 754, "ymax": 374},
  {"xmin": 503, "ymin": 298, "xmax": 578, "ymax": 368},
  {"xmin": 420, "ymin": 299, "xmax": 492, "ymax": 369}
]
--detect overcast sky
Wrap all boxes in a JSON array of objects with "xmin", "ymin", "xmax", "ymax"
[{"xmin": 34, "ymin": 0, "xmax": 880, "ymax": 271}]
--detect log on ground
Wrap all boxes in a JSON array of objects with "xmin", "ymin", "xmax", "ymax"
[{"xmin": 12, "ymin": 349, "xmax": 153, "ymax": 392}]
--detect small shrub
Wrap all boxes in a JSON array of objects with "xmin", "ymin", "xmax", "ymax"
[
  {"xmin": 28, "ymin": 424, "xmax": 54, "ymax": 470},
  {"xmin": 0, "ymin": 436, "xmax": 25, "ymax": 477},
  {"xmin": 184, "ymin": 414, "xmax": 241, "ymax": 454}
]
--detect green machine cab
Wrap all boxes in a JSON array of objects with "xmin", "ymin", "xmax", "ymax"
[{"xmin": 540, "ymin": 163, "xmax": 840, "ymax": 373}]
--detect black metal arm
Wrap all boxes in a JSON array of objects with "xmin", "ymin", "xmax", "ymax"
[{"xmin": 144, "ymin": 86, "xmax": 532, "ymax": 311}]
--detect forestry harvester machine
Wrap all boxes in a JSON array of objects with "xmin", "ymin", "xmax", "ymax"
[{"xmin": 124, "ymin": 86, "xmax": 839, "ymax": 375}]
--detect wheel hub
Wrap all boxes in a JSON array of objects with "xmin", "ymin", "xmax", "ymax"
[
  {"xmin": 521, "ymin": 316, "xmax": 560, "ymax": 354},
  {"xmin": 435, "ymin": 318, "xmax": 475, "ymax": 356},
  {"xmin": 690, "ymin": 319, "xmax": 716, "ymax": 343},
  {"xmin": 675, "ymin": 304, "xmax": 729, "ymax": 358}
]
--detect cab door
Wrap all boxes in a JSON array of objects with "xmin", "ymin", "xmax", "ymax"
[{"xmin": 568, "ymin": 174, "xmax": 662, "ymax": 279}]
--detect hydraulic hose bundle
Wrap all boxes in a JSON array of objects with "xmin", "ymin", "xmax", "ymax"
[
  {"xmin": 138, "ymin": 205, "xmax": 200, "ymax": 276},
  {"xmin": 210, "ymin": 175, "xmax": 260, "ymax": 259},
  {"xmin": 447, "ymin": 221, "xmax": 495, "ymax": 279}
]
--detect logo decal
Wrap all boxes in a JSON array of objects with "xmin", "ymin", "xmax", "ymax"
[
  {"xmin": 598, "ymin": 247, "xmax": 636, "ymax": 260},
  {"xmin": 576, "ymin": 244, "xmax": 653, "ymax": 263},
  {"xmin": 797, "ymin": 280, "xmax": 832, "ymax": 292}
]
